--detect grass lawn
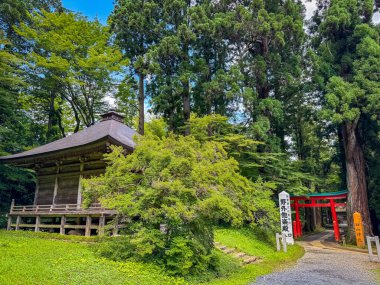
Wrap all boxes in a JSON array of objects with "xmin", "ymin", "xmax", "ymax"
[
  {"xmin": 0, "ymin": 228, "xmax": 304, "ymax": 285},
  {"xmin": 0, "ymin": 230, "xmax": 185, "ymax": 285}
]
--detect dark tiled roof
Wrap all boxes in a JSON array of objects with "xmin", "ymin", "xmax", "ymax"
[{"xmin": 0, "ymin": 119, "xmax": 136, "ymax": 162}]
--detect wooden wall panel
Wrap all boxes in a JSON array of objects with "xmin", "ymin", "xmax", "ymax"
[
  {"xmin": 55, "ymin": 176, "xmax": 79, "ymax": 204},
  {"xmin": 36, "ymin": 177, "xmax": 55, "ymax": 205}
]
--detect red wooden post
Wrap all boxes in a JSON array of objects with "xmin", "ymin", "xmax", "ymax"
[
  {"xmin": 330, "ymin": 199, "xmax": 340, "ymax": 241},
  {"xmin": 294, "ymin": 199, "xmax": 302, "ymax": 237},
  {"xmin": 293, "ymin": 220, "xmax": 298, "ymax": 238}
]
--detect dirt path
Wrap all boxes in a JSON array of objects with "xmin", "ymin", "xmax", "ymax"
[{"xmin": 253, "ymin": 230, "xmax": 380, "ymax": 285}]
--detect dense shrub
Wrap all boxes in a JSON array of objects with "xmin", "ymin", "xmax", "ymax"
[{"xmin": 82, "ymin": 121, "xmax": 277, "ymax": 275}]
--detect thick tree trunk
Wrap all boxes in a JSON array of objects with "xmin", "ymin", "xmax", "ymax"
[
  {"xmin": 314, "ymin": 206, "xmax": 322, "ymax": 228},
  {"xmin": 342, "ymin": 120, "xmax": 373, "ymax": 240},
  {"xmin": 47, "ymin": 91, "xmax": 55, "ymax": 133},
  {"xmin": 256, "ymin": 37, "xmax": 270, "ymax": 100},
  {"xmin": 138, "ymin": 73, "xmax": 145, "ymax": 135},
  {"xmin": 69, "ymin": 102, "xmax": 80, "ymax": 133},
  {"xmin": 305, "ymin": 207, "xmax": 313, "ymax": 232},
  {"xmin": 57, "ymin": 108, "xmax": 66, "ymax": 138}
]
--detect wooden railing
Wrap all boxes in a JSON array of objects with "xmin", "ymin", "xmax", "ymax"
[{"xmin": 9, "ymin": 200, "xmax": 114, "ymax": 215}]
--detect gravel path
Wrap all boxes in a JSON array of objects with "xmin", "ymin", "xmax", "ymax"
[{"xmin": 253, "ymin": 231, "xmax": 379, "ymax": 285}]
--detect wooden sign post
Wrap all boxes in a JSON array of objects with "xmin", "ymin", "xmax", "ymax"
[
  {"xmin": 279, "ymin": 191, "xmax": 294, "ymax": 245},
  {"xmin": 353, "ymin": 212, "xmax": 365, "ymax": 248}
]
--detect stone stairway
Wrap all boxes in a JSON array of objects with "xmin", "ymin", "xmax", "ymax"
[{"xmin": 214, "ymin": 241, "xmax": 260, "ymax": 265}]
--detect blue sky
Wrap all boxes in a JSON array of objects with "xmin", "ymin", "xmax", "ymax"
[
  {"xmin": 62, "ymin": 0, "xmax": 114, "ymax": 23},
  {"xmin": 61, "ymin": 1, "xmax": 380, "ymax": 24}
]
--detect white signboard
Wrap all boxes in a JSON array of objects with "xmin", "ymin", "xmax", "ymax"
[{"xmin": 279, "ymin": 191, "xmax": 294, "ymax": 244}]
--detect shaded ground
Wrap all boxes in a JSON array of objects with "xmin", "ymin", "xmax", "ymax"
[{"xmin": 253, "ymin": 230, "xmax": 380, "ymax": 285}]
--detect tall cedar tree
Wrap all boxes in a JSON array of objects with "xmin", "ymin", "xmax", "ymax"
[
  {"xmin": 232, "ymin": 0, "xmax": 305, "ymax": 152},
  {"xmin": 146, "ymin": 0, "xmax": 194, "ymax": 135},
  {"xmin": 311, "ymin": 0, "xmax": 380, "ymax": 238},
  {"xmin": 110, "ymin": 0, "xmax": 163, "ymax": 135}
]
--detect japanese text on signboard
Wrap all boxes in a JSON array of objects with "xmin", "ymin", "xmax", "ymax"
[{"xmin": 278, "ymin": 191, "xmax": 294, "ymax": 244}]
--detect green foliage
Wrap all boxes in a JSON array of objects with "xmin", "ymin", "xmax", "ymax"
[
  {"xmin": 110, "ymin": 0, "xmax": 164, "ymax": 134},
  {"xmin": 189, "ymin": 115, "xmax": 320, "ymax": 196},
  {"xmin": 0, "ymin": 0, "xmax": 62, "ymax": 51},
  {"xmin": 0, "ymin": 34, "xmax": 36, "ymax": 220},
  {"xmin": 15, "ymin": 10, "xmax": 127, "ymax": 133},
  {"xmin": 115, "ymin": 76, "xmax": 139, "ymax": 127},
  {"xmin": 165, "ymin": 236, "xmax": 210, "ymax": 275},
  {"xmin": 322, "ymin": 77, "xmax": 362, "ymax": 124},
  {"xmin": 0, "ymin": 23, "xmax": 40, "ymax": 221},
  {"xmin": 0, "ymin": 164, "xmax": 35, "ymax": 226},
  {"xmin": 82, "ymin": 120, "xmax": 278, "ymax": 274}
]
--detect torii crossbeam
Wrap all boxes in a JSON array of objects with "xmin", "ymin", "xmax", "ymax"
[{"xmin": 290, "ymin": 190, "xmax": 348, "ymax": 241}]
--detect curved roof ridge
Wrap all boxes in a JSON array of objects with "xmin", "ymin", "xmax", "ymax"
[{"xmin": 0, "ymin": 119, "xmax": 136, "ymax": 162}]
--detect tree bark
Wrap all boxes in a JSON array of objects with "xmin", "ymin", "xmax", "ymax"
[
  {"xmin": 342, "ymin": 120, "xmax": 373, "ymax": 240},
  {"xmin": 57, "ymin": 108, "xmax": 66, "ymax": 138},
  {"xmin": 314, "ymin": 205, "xmax": 322, "ymax": 228},
  {"xmin": 47, "ymin": 90, "xmax": 60, "ymax": 142},
  {"xmin": 138, "ymin": 73, "xmax": 145, "ymax": 135},
  {"xmin": 47, "ymin": 91, "xmax": 55, "ymax": 134}
]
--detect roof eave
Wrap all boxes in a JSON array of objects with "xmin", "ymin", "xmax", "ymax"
[{"xmin": 0, "ymin": 137, "xmax": 111, "ymax": 167}]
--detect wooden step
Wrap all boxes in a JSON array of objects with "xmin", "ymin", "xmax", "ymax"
[
  {"xmin": 215, "ymin": 242, "xmax": 259, "ymax": 265},
  {"xmin": 242, "ymin": 256, "xmax": 258, "ymax": 264},
  {"xmin": 225, "ymin": 248, "xmax": 235, "ymax": 254},
  {"xmin": 235, "ymin": 252, "xmax": 247, "ymax": 258}
]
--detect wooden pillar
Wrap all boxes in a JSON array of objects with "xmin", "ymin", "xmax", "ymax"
[
  {"xmin": 85, "ymin": 215, "xmax": 92, "ymax": 237},
  {"xmin": 99, "ymin": 215, "xmax": 105, "ymax": 236},
  {"xmin": 7, "ymin": 215, "xmax": 12, "ymax": 231},
  {"xmin": 77, "ymin": 160, "xmax": 84, "ymax": 209},
  {"xmin": 15, "ymin": 216, "xmax": 21, "ymax": 231},
  {"xmin": 35, "ymin": 216, "xmax": 40, "ymax": 232},
  {"xmin": 60, "ymin": 216, "xmax": 66, "ymax": 235},
  {"xmin": 34, "ymin": 178, "xmax": 39, "ymax": 205},
  {"xmin": 7, "ymin": 199, "xmax": 15, "ymax": 231},
  {"xmin": 53, "ymin": 162, "xmax": 60, "ymax": 205},
  {"xmin": 10, "ymin": 199, "xmax": 14, "ymax": 213},
  {"xmin": 330, "ymin": 199, "xmax": 340, "ymax": 241}
]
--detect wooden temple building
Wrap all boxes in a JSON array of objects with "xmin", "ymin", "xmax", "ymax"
[{"xmin": 0, "ymin": 111, "xmax": 136, "ymax": 236}]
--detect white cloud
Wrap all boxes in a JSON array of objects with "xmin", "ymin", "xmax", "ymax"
[
  {"xmin": 302, "ymin": 0, "xmax": 317, "ymax": 20},
  {"xmin": 302, "ymin": 0, "xmax": 380, "ymax": 24}
]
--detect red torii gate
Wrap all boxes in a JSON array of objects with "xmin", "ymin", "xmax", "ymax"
[{"xmin": 290, "ymin": 190, "xmax": 348, "ymax": 241}]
